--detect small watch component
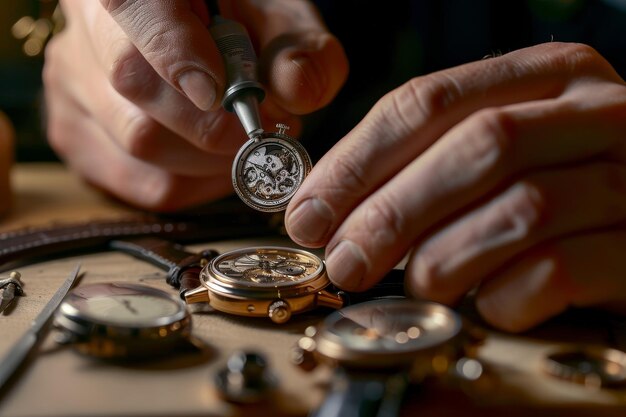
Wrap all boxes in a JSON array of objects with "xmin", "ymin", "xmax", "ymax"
[
  {"xmin": 185, "ymin": 246, "xmax": 340, "ymax": 323},
  {"xmin": 293, "ymin": 299, "xmax": 483, "ymax": 417},
  {"xmin": 54, "ymin": 282, "xmax": 192, "ymax": 359},
  {"xmin": 232, "ymin": 124, "xmax": 312, "ymax": 212},
  {"xmin": 543, "ymin": 346, "xmax": 626, "ymax": 388},
  {"xmin": 0, "ymin": 271, "xmax": 24, "ymax": 314},
  {"xmin": 214, "ymin": 350, "xmax": 277, "ymax": 404}
]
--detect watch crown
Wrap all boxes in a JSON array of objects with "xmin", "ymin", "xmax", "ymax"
[
  {"xmin": 276, "ymin": 123, "xmax": 290, "ymax": 135},
  {"xmin": 268, "ymin": 299, "xmax": 291, "ymax": 324}
]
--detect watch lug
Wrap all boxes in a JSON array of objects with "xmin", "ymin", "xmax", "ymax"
[
  {"xmin": 316, "ymin": 290, "xmax": 344, "ymax": 310},
  {"xmin": 184, "ymin": 286, "xmax": 210, "ymax": 304}
]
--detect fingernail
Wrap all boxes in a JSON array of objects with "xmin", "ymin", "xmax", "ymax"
[
  {"xmin": 325, "ymin": 240, "xmax": 367, "ymax": 291},
  {"xmin": 178, "ymin": 70, "xmax": 217, "ymax": 111},
  {"xmin": 286, "ymin": 198, "xmax": 334, "ymax": 245}
]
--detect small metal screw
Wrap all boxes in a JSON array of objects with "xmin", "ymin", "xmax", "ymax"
[{"xmin": 214, "ymin": 351, "xmax": 277, "ymax": 403}]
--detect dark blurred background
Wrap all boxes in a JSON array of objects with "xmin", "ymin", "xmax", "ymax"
[
  {"xmin": 1, "ymin": 0, "xmax": 61, "ymax": 162},
  {"xmin": 1, "ymin": 0, "xmax": 626, "ymax": 164}
]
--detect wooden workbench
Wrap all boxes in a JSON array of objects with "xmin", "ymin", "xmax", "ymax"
[{"xmin": 1, "ymin": 163, "xmax": 626, "ymax": 417}]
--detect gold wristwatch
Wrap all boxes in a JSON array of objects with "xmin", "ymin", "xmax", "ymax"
[{"xmin": 110, "ymin": 238, "xmax": 406, "ymax": 324}]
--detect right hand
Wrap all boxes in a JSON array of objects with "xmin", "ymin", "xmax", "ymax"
[{"xmin": 43, "ymin": 0, "xmax": 348, "ymax": 211}]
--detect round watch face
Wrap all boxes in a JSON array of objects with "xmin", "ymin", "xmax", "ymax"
[
  {"xmin": 317, "ymin": 299, "xmax": 462, "ymax": 361},
  {"xmin": 55, "ymin": 283, "xmax": 192, "ymax": 358},
  {"xmin": 207, "ymin": 246, "xmax": 324, "ymax": 289},
  {"xmin": 58, "ymin": 282, "xmax": 188, "ymax": 328},
  {"xmin": 232, "ymin": 129, "xmax": 312, "ymax": 212}
]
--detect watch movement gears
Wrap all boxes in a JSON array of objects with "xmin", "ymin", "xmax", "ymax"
[
  {"xmin": 232, "ymin": 124, "xmax": 312, "ymax": 212},
  {"xmin": 215, "ymin": 248, "xmax": 320, "ymax": 286}
]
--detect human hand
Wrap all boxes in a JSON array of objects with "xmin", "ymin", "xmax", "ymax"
[
  {"xmin": 285, "ymin": 42, "xmax": 626, "ymax": 332},
  {"xmin": 43, "ymin": 0, "xmax": 347, "ymax": 211},
  {"xmin": 0, "ymin": 111, "xmax": 14, "ymax": 217}
]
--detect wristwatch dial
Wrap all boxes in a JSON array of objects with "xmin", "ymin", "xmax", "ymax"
[
  {"xmin": 55, "ymin": 282, "xmax": 191, "ymax": 358},
  {"xmin": 232, "ymin": 125, "xmax": 312, "ymax": 212},
  {"xmin": 209, "ymin": 246, "xmax": 323, "ymax": 288},
  {"xmin": 315, "ymin": 299, "xmax": 462, "ymax": 366}
]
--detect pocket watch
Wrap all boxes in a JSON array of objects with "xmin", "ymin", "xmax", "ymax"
[
  {"xmin": 232, "ymin": 123, "xmax": 312, "ymax": 212},
  {"xmin": 110, "ymin": 237, "xmax": 407, "ymax": 324},
  {"xmin": 54, "ymin": 282, "xmax": 192, "ymax": 359}
]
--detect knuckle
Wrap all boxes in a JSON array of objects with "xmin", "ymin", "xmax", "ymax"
[
  {"xmin": 325, "ymin": 154, "xmax": 369, "ymax": 199},
  {"xmin": 499, "ymin": 180, "xmax": 548, "ymax": 239},
  {"xmin": 108, "ymin": 45, "xmax": 156, "ymax": 101},
  {"xmin": 361, "ymin": 195, "xmax": 405, "ymax": 248},
  {"xmin": 537, "ymin": 42, "xmax": 613, "ymax": 77},
  {"xmin": 118, "ymin": 114, "xmax": 162, "ymax": 161},
  {"xmin": 407, "ymin": 250, "xmax": 451, "ymax": 302},
  {"xmin": 377, "ymin": 74, "xmax": 462, "ymax": 137},
  {"xmin": 449, "ymin": 108, "xmax": 517, "ymax": 177},
  {"xmin": 472, "ymin": 108, "xmax": 517, "ymax": 160}
]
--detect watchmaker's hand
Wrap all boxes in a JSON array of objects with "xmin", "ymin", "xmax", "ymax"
[
  {"xmin": 286, "ymin": 42, "xmax": 626, "ymax": 332},
  {"xmin": 43, "ymin": 0, "xmax": 348, "ymax": 211}
]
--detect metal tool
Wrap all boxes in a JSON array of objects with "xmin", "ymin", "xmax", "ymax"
[
  {"xmin": 0, "ymin": 264, "xmax": 81, "ymax": 390},
  {"xmin": 207, "ymin": 3, "xmax": 265, "ymax": 138},
  {"xmin": 0, "ymin": 271, "xmax": 24, "ymax": 314}
]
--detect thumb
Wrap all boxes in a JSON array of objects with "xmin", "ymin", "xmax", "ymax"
[{"xmin": 100, "ymin": 0, "xmax": 225, "ymax": 111}]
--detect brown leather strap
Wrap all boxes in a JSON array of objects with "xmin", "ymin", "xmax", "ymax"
[
  {"xmin": 109, "ymin": 237, "xmax": 218, "ymax": 293},
  {"xmin": 0, "ymin": 198, "xmax": 279, "ymax": 269}
]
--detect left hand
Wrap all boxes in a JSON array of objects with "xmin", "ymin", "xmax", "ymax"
[{"xmin": 285, "ymin": 42, "xmax": 626, "ymax": 332}]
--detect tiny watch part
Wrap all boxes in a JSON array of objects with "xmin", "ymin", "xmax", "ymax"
[
  {"xmin": 232, "ymin": 123, "xmax": 312, "ymax": 212},
  {"xmin": 185, "ymin": 246, "xmax": 343, "ymax": 323},
  {"xmin": 54, "ymin": 282, "xmax": 191, "ymax": 359}
]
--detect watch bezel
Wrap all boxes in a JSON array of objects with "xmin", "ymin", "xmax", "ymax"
[
  {"xmin": 54, "ymin": 282, "xmax": 192, "ymax": 358},
  {"xmin": 313, "ymin": 299, "xmax": 463, "ymax": 369}
]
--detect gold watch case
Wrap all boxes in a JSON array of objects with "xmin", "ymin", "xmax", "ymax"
[{"xmin": 184, "ymin": 246, "xmax": 343, "ymax": 323}]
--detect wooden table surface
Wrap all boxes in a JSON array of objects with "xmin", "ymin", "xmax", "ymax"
[{"xmin": 1, "ymin": 163, "xmax": 626, "ymax": 417}]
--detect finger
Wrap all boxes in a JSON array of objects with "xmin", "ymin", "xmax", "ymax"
[
  {"xmin": 64, "ymin": 1, "xmax": 251, "ymax": 153},
  {"xmin": 286, "ymin": 42, "xmax": 623, "ymax": 248},
  {"xmin": 313, "ymin": 67, "xmax": 625, "ymax": 291},
  {"xmin": 222, "ymin": 0, "xmax": 349, "ymax": 114},
  {"xmin": 405, "ymin": 162, "xmax": 626, "ymax": 305},
  {"xmin": 99, "ymin": 0, "xmax": 224, "ymax": 111},
  {"xmin": 45, "ymin": 79, "xmax": 232, "ymax": 211},
  {"xmin": 44, "ymin": 27, "xmax": 234, "ymax": 176},
  {"xmin": 473, "ymin": 230, "xmax": 626, "ymax": 332}
]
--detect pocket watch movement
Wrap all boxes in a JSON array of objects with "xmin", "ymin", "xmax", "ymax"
[{"xmin": 232, "ymin": 124, "xmax": 312, "ymax": 212}]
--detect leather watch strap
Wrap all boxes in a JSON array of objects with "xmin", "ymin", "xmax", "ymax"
[
  {"xmin": 0, "ymin": 198, "xmax": 278, "ymax": 269},
  {"xmin": 109, "ymin": 237, "xmax": 218, "ymax": 294},
  {"xmin": 337, "ymin": 269, "xmax": 406, "ymax": 306}
]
